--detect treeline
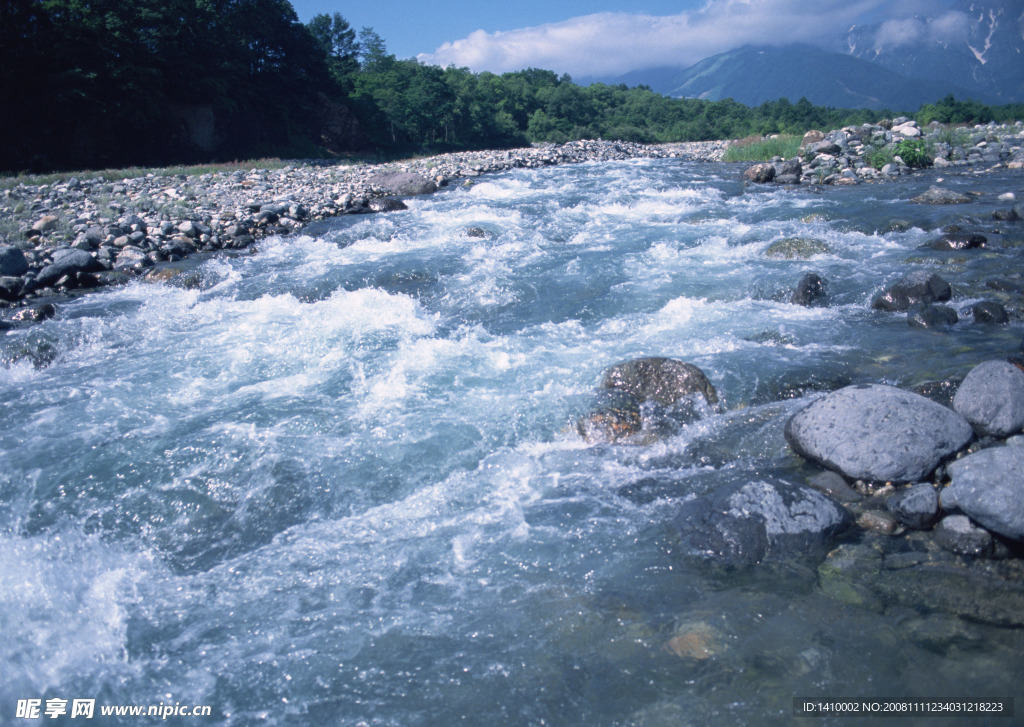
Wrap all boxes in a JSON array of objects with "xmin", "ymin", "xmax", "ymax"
[{"xmin": 3, "ymin": 0, "xmax": 1022, "ymax": 173}]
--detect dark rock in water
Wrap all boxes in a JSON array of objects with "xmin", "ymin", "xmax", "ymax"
[
  {"xmin": 970, "ymin": 301, "xmax": 1009, "ymax": 324},
  {"xmin": 992, "ymin": 208, "xmax": 1019, "ymax": 222},
  {"xmin": 368, "ymin": 197, "xmax": 408, "ymax": 212},
  {"xmin": 791, "ymin": 272, "xmax": 829, "ymax": 307},
  {"xmin": 742, "ymin": 163, "xmax": 775, "ymax": 183},
  {"xmin": 576, "ymin": 389, "xmax": 642, "ymax": 444},
  {"xmin": 953, "ymin": 360, "xmax": 1024, "ymax": 437},
  {"xmin": 11, "ymin": 303, "xmax": 56, "ymax": 323},
  {"xmin": 927, "ymin": 233, "xmax": 986, "ymax": 250},
  {"xmin": 986, "ymin": 277, "xmax": 1024, "ymax": 293},
  {"xmin": 871, "ymin": 271, "xmax": 952, "ymax": 312},
  {"xmin": 886, "ymin": 484, "xmax": 940, "ymax": 529},
  {"xmin": 907, "ymin": 303, "xmax": 958, "ymax": 329},
  {"xmin": 466, "ymin": 227, "xmax": 492, "ymax": 238},
  {"xmin": 369, "ymin": 171, "xmax": 438, "ymax": 196},
  {"xmin": 807, "ymin": 470, "xmax": 863, "ymax": 503},
  {"xmin": 784, "ymin": 384, "xmax": 974, "ymax": 483},
  {"xmin": 912, "ymin": 378, "xmax": 962, "ymax": 409},
  {"xmin": 933, "ymin": 514, "xmax": 994, "ymax": 556},
  {"xmin": 910, "ymin": 186, "xmax": 972, "ymax": 205},
  {"xmin": 601, "ymin": 357, "xmax": 718, "ymax": 408},
  {"xmin": 35, "ymin": 249, "xmax": 104, "ymax": 288},
  {"xmin": 672, "ymin": 475, "xmax": 853, "ymax": 567},
  {"xmin": 1, "ymin": 338, "xmax": 59, "ymax": 368},
  {"xmin": 943, "ymin": 445, "xmax": 1024, "ymax": 541},
  {"xmin": 0, "ymin": 246, "xmax": 29, "ymax": 276},
  {"xmin": 764, "ymin": 237, "xmax": 831, "ymax": 259},
  {"xmin": 0, "ymin": 276, "xmax": 23, "ymax": 301},
  {"xmin": 858, "ymin": 509, "xmax": 897, "ymax": 534}
]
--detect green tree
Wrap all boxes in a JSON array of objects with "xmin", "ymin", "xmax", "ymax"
[{"xmin": 308, "ymin": 12, "xmax": 359, "ymax": 91}]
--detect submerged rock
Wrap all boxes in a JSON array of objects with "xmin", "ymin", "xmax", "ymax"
[
  {"xmin": 933, "ymin": 514, "xmax": 995, "ymax": 556},
  {"xmin": 601, "ymin": 357, "xmax": 718, "ymax": 408},
  {"xmin": 911, "ymin": 186, "xmax": 972, "ymax": 205},
  {"xmin": 907, "ymin": 303, "xmax": 958, "ymax": 329},
  {"xmin": 970, "ymin": 301, "xmax": 1010, "ymax": 325},
  {"xmin": 791, "ymin": 272, "xmax": 829, "ymax": 307},
  {"xmin": 784, "ymin": 384, "xmax": 973, "ymax": 483},
  {"xmin": 368, "ymin": 197, "xmax": 408, "ymax": 212},
  {"xmin": 953, "ymin": 360, "xmax": 1024, "ymax": 437},
  {"xmin": 943, "ymin": 445, "xmax": 1024, "ymax": 541},
  {"xmin": 576, "ymin": 389, "xmax": 643, "ymax": 443},
  {"xmin": 764, "ymin": 237, "xmax": 831, "ymax": 259},
  {"xmin": 871, "ymin": 271, "xmax": 952, "ymax": 312},
  {"xmin": 886, "ymin": 483, "xmax": 940, "ymax": 529},
  {"xmin": 672, "ymin": 475, "xmax": 853, "ymax": 567}
]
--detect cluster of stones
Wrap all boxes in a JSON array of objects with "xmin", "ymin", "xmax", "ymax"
[
  {"xmin": 742, "ymin": 119, "xmax": 1024, "ymax": 186},
  {"xmin": 0, "ymin": 139, "xmax": 727, "ymax": 308},
  {"xmin": 578, "ymin": 355, "xmax": 1024, "ymax": 570},
  {"xmin": 786, "ymin": 360, "xmax": 1024, "ymax": 559}
]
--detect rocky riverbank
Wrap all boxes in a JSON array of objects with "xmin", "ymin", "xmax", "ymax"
[
  {"xmin": 743, "ymin": 118, "xmax": 1024, "ymax": 186},
  {"xmin": 0, "ymin": 139, "xmax": 727, "ymax": 309}
]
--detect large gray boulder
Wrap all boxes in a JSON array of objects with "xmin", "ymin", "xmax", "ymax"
[
  {"xmin": 35, "ymin": 248, "xmax": 104, "ymax": 287},
  {"xmin": 672, "ymin": 475, "xmax": 852, "ymax": 566},
  {"xmin": 943, "ymin": 445, "xmax": 1024, "ymax": 542},
  {"xmin": 368, "ymin": 171, "xmax": 438, "ymax": 196},
  {"xmin": 785, "ymin": 384, "xmax": 973, "ymax": 482},
  {"xmin": 952, "ymin": 360, "xmax": 1024, "ymax": 437}
]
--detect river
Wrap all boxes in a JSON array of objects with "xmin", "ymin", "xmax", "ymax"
[{"xmin": 1, "ymin": 158, "xmax": 1022, "ymax": 725}]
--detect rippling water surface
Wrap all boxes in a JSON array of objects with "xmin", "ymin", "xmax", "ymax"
[{"xmin": 2, "ymin": 160, "xmax": 1023, "ymax": 725}]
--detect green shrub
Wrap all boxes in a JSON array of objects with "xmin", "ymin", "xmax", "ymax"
[
  {"xmin": 894, "ymin": 139, "xmax": 932, "ymax": 168},
  {"xmin": 864, "ymin": 144, "xmax": 895, "ymax": 170},
  {"xmin": 723, "ymin": 135, "xmax": 801, "ymax": 162}
]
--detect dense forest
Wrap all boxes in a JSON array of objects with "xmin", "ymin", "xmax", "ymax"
[{"xmin": 3, "ymin": 0, "xmax": 1023, "ymax": 173}]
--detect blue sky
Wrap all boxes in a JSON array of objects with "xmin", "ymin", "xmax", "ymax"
[{"xmin": 288, "ymin": 0, "xmax": 967, "ymax": 77}]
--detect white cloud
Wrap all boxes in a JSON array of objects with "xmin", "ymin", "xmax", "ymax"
[
  {"xmin": 418, "ymin": 0, "xmax": 895, "ymax": 77},
  {"xmin": 872, "ymin": 9, "xmax": 972, "ymax": 50}
]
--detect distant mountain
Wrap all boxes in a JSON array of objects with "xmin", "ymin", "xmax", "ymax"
[
  {"xmin": 656, "ymin": 44, "xmax": 986, "ymax": 110},
  {"xmin": 845, "ymin": 1, "xmax": 1024, "ymax": 104},
  {"xmin": 581, "ymin": 1, "xmax": 1023, "ymax": 109}
]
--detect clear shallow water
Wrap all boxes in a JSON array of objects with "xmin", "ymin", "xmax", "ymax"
[{"xmin": 2, "ymin": 160, "xmax": 1023, "ymax": 725}]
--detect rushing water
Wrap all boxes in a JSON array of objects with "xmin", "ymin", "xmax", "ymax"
[{"xmin": 2, "ymin": 159, "xmax": 1023, "ymax": 726}]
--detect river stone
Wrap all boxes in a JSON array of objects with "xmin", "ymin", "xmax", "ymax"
[
  {"xmin": 742, "ymin": 163, "xmax": 775, "ymax": 183},
  {"xmin": 35, "ymin": 249, "xmax": 103, "ymax": 287},
  {"xmin": 764, "ymin": 237, "xmax": 831, "ymax": 259},
  {"xmin": 953, "ymin": 360, "xmax": 1024, "ymax": 437},
  {"xmin": 0, "ymin": 246, "xmax": 28, "ymax": 276},
  {"xmin": 368, "ymin": 197, "xmax": 408, "ymax": 212},
  {"xmin": 970, "ymin": 301, "xmax": 1009, "ymax": 324},
  {"xmin": 886, "ymin": 484, "xmax": 940, "ymax": 529},
  {"xmin": 369, "ymin": 171, "xmax": 438, "ymax": 196},
  {"xmin": 928, "ymin": 233, "xmax": 986, "ymax": 251},
  {"xmin": 943, "ymin": 446, "xmax": 1024, "ymax": 541},
  {"xmin": 911, "ymin": 186, "xmax": 972, "ymax": 204},
  {"xmin": 576, "ymin": 389, "xmax": 642, "ymax": 444},
  {"xmin": 601, "ymin": 357, "xmax": 718, "ymax": 407},
  {"xmin": 871, "ymin": 271, "xmax": 952, "ymax": 312},
  {"xmin": 933, "ymin": 514, "xmax": 995, "ymax": 556},
  {"xmin": 791, "ymin": 272, "xmax": 829, "ymax": 307},
  {"xmin": 11, "ymin": 303, "xmax": 57, "ymax": 323},
  {"xmin": 907, "ymin": 303, "xmax": 958, "ymax": 329},
  {"xmin": 784, "ymin": 384, "xmax": 974, "ymax": 482},
  {"xmin": 672, "ymin": 475, "xmax": 853, "ymax": 566}
]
